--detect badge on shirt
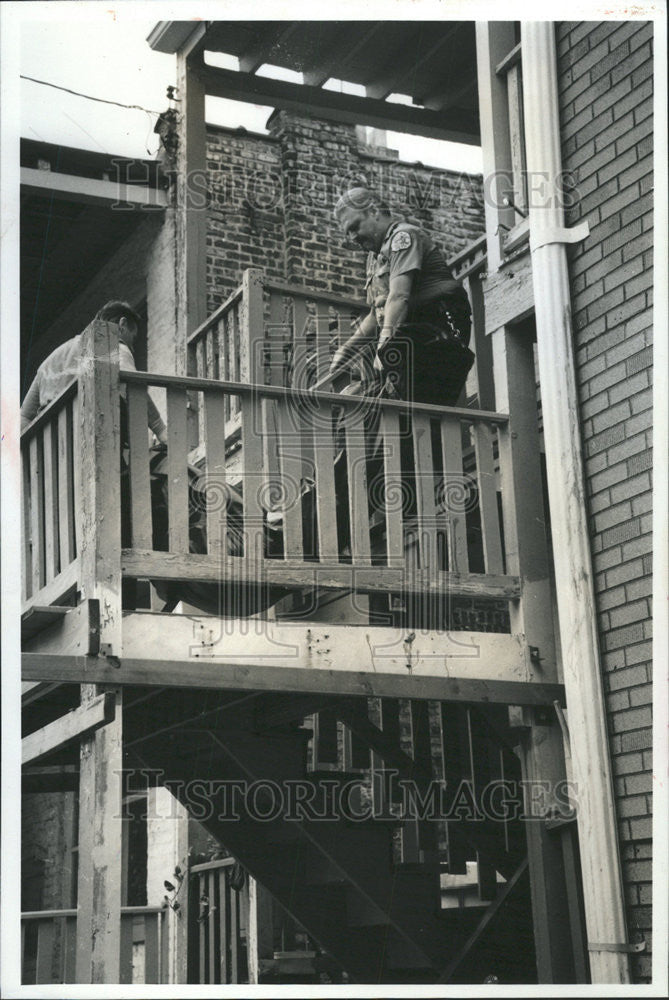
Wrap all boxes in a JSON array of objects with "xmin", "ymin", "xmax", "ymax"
[{"xmin": 390, "ymin": 230, "xmax": 412, "ymax": 251}]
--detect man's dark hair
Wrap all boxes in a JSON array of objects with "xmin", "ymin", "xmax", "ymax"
[{"xmin": 95, "ymin": 300, "xmax": 141, "ymax": 326}]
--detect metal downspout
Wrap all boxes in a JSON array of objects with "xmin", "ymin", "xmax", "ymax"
[{"xmin": 521, "ymin": 20, "xmax": 631, "ymax": 984}]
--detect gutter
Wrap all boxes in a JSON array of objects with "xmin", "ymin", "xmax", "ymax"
[{"xmin": 521, "ymin": 20, "xmax": 631, "ymax": 984}]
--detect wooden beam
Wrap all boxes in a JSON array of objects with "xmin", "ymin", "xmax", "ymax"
[
  {"xmin": 22, "ymin": 692, "xmax": 115, "ymax": 765},
  {"xmin": 75, "ymin": 321, "xmax": 124, "ymax": 983},
  {"xmin": 22, "ymin": 764, "xmax": 79, "ymax": 793},
  {"xmin": 436, "ymin": 858, "xmax": 529, "ymax": 983},
  {"xmin": 21, "ymin": 167, "xmax": 168, "ymax": 209},
  {"xmin": 22, "ymin": 599, "xmax": 100, "ymax": 657},
  {"xmin": 22, "ymin": 652, "xmax": 565, "ymax": 707},
  {"xmin": 493, "ymin": 323, "xmax": 575, "ymax": 981},
  {"xmin": 198, "ymin": 64, "xmax": 479, "ymax": 144},
  {"xmin": 121, "ymin": 549, "xmax": 521, "ymax": 600},
  {"xmin": 121, "ymin": 613, "xmax": 536, "ymax": 682}
]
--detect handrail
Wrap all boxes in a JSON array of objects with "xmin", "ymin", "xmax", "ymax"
[
  {"xmin": 21, "ymin": 906, "xmax": 166, "ymax": 920},
  {"xmin": 120, "ymin": 370, "xmax": 510, "ymax": 424},
  {"xmin": 20, "ymin": 378, "xmax": 77, "ymax": 440},
  {"xmin": 265, "ymin": 278, "xmax": 367, "ymax": 314},
  {"xmin": 187, "ymin": 285, "xmax": 244, "ymax": 346},
  {"xmin": 190, "ymin": 857, "xmax": 236, "ymax": 874}
]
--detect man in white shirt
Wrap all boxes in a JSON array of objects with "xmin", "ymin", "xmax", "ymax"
[{"xmin": 21, "ymin": 300, "xmax": 167, "ymax": 442}]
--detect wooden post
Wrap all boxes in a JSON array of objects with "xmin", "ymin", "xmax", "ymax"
[
  {"xmin": 239, "ymin": 268, "xmax": 265, "ymax": 385},
  {"xmin": 492, "ymin": 323, "xmax": 575, "ymax": 982},
  {"xmin": 175, "ymin": 47, "xmax": 208, "ymax": 369},
  {"xmin": 521, "ymin": 20, "xmax": 630, "ymax": 984},
  {"xmin": 463, "ymin": 275, "xmax": 494, "ymax": 410},
  {"xmin": 247, "ymin": 878, "xmax": 274, "ymax": 984},
  {"xmin": 75, "ymin": 321, "xmax": 124, "ymax": 983}
]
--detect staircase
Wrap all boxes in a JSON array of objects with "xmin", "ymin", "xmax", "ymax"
[{"xmin": 125, "ymin": 687, "xmax": 536, "ymax": 984}]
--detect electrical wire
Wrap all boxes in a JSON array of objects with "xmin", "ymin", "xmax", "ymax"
[{"xmin": 20, "ymin": 74, "xmax": 164, "ymax": 116}]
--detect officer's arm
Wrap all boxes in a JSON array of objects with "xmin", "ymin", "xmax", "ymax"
[
  {"xmin": 328, "ymin": 308, "xmax": 378, "ymax": 374},
  {"xmin": 378, "ymin": 272, "xmax": 414, "ymax": 349}
]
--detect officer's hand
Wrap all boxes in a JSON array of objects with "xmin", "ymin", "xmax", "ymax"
[{"xmin": 373, "ymin": 353, "xmax": 384, "ymax": 372}]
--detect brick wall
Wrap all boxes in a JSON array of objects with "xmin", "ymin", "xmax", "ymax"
[
  {"xmin": 204, "ymin": 112, "xmax": 485, "ymax": 313},
  {"xmin": 557, "ymin": 20, "xmax": 653, "ymax": 982}
]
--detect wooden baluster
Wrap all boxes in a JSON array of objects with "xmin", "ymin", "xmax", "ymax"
[
  {"xmin": 315, "ymin": 308, "xmax": 331, "ymax": 384},
  {"xmin": 440, "ymin": 414, "xmax": 469, "ymax": 575},
  {"xmin": 203, "ymin": 391, "xmax": 228, "ymax": 560},
  {"xmin": 71, "ymin": 392, "xmax": 82, "ymax": 558},
  {"xmin": 36, "ymin": 919, "xmax": 54, "ymax": 983},
  {"xmin": 57, "ymin": 403, "xmax": 75, "ymax": 569},
  {"xmin": 472, "ymin": 421, "xmax": 504, "ymax": 574},
  {"xmin": 205, "ymin": 327, "xmax": 216, "ymax": 380},
  {"xmin": 275, "ymin": 396, "xmax": 303, "ymax": 560},
  {"xmin": 311, "ymin": 400, "xmax": 338, "ymax": 562},
  {"xmin": 119, "ymin": 913, "xmax": 133, "ymax": 983},
  {"xmin": 195, "ymin": 338, "xmax": 205, "ymax": 378},
  {"xmin": 292, "ymin": 298, "xmax": 309, "ymax": 388},
  {"xmin": 28, "ymin": 435, "xmax": 45, "ymax": 595},
  {"xmin": 380, "ymin": 408, "xmax": 403, "ymax": 567},
  {"xmin": 144, "ymin": 912, "xmax": 159, "ymax": 984},
  {"xmin": 241, "ymin": 391, "xmax": 265, "ymax": 568},
  {"xmin": 229, "ymin": 310, "xmax": 240, "ymax": 418},
  {"xmin": 344, "ymin": 409, "xmax": 371, "ymax": 565},
  {"xmin": 42, "ymin": 422, "xmax": 58, "ymax": 581},
  {"xmin": 229, "ymin": 878, "xmax": 239, "ymax": 984},
  {"xmin": 411, "ymin": 413, "xmax": 438, "ymax": 581},
  {"xmin": 64, "ymin": 915, "xmax": 77, "ymax": 982},
  {"xmin": 126, "ymin": 383, "xmax": 152, "ymax": 550},
  {"xmin": 199, "ymin": 872, "xmax": 207, "ymax": 984},
  {"xmin": 166, "ymin": 387, "xmax": 190, "ymax": 553},
  {"xmin": 22, "ymin": 439, "xmax": 33, "ymax": 601},
  {"xmin": 218, "ymin": 868, "xmax": 229, "ymax": 983},
  {"xmin": 208, "ymin": 869, "xmax": 217, "ymax": 984},
  {"xmin": 218, "ymin": 317, "xmax": 231, "ymax": 420},
  {"xmin": 268, "ymin": 292, "xmax": 286, "ymax": 387}
]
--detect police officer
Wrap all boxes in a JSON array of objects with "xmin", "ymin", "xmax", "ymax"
[{"xmin": 329, "ymin": 186, "xmax": 474, "ymax": 405}]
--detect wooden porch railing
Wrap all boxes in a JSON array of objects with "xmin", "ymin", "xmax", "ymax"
[
  {"xmin": 188, "ymin": 858, "xmax": 247, "ymax": 984},
  {"xmin": 119, "ymin": 369, "xmax": 516, "ymax": 614},
  {"xmin": 21, "ymin": 906, "xmax": 167, "ymax": 984},
  {"xmin": 21, "ymin": 380, "xmax": 79, "ymax": 608},
  {"xmin": 187, "ymin": 272, "xmax": 367, "ymax": 392}
]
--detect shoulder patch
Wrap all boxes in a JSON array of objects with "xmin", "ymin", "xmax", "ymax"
[{"xmin": 390, "ymin": 230, "xmax": 412, "ymax": 252}]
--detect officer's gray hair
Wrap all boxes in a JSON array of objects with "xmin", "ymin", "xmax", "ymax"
[{"xmin": 333, "ymin": 187, "xmax": 390, "ymax": 220}]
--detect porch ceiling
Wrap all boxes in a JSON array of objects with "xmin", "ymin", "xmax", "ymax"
[{"xmin": 148, "ymin": 20, "xmax": 480, "ymax": 144}]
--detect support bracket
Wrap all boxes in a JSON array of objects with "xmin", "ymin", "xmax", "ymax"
[
  {"xmin": 588, "ymin": 941, "xmax": 646, "ymax": 955},
  {"xmin": 530, "ymin": 219, "xmax": 590, "ymax": 253}
]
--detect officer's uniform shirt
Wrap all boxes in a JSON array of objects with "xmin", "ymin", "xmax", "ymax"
[{"xmin": 365, "ymin": 220, "xmax": 462, "ymax": 314}]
